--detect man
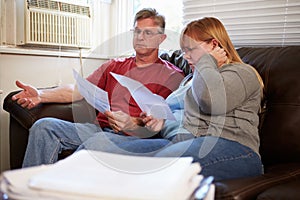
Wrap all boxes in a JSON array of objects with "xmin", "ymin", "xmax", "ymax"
[{"xmin": 12, "ymin": 8, "xmax": 184, "ymax": 167}]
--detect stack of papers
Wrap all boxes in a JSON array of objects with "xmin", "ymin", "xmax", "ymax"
[{"xmin": 0, "ymin": 150, "xmax": 210, "ymax": 200}]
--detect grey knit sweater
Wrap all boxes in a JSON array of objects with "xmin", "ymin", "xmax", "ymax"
[{"xmin": 183, "ymin": 54, "xmax": 262, "ymax": 155}]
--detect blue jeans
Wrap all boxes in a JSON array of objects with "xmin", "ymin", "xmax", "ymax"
[
  {"xmin": 79, "ymin": 133, "xmax": 263, "ymax": 181},
  {"xmin": 156, "ymin": 136, "xmax": 263, "ymax": 181},
  {"xmin": 22, "ymin": 117, "xmax": 102, "ymax": 168},
  {"xmin": 76, "ymin": 132, "xmax": 172, "ymax": 156}
]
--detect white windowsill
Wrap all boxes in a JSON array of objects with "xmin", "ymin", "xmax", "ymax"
[{"xmin": 0, "ymin": 46, "xmax": 114, "ymax": 59}]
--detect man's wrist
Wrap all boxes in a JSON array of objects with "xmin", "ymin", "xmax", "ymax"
[
  {"xmin": 128, "ymin": 117, "xmax": 145, "ymax": 131},
  {"xmin": 133, "ymin": 117, "xmax": 145, "ymax": 126}
]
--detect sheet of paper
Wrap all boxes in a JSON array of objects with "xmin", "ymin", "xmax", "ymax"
[
  {"xmin": 0, "ymin": 165, "xmax": 108, "ymax": 200},
  {"xmin": 73, "ymin": 69, "xmax": 110, "ymax": 113},
  {"xmin": 0, "ymin": 150, "xmax": 215, "ymax": 200},
  {"xmin": 27, "ymin": 150, "xmax": 201, "ymax": 200},
  {"xmin": 110, "ymin": 72, "xmax": 176, "ymax": 120}
]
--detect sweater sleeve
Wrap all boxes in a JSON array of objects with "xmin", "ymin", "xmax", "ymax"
[{"xmin": 191, "ymin": 54, "xmax": 260, "ymax": 115}]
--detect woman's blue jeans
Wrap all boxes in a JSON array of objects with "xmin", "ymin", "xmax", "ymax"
[{"xmin": 79, "ymin": 132, "xmax": 263, "ymax": 181}]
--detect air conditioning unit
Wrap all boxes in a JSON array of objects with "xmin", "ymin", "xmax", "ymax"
[{"xmin": 16, "ymin": 0, "xmax": 92, "ymax": 48}]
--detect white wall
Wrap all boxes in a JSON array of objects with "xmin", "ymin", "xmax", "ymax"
[
  {"xmin": 0, "ymin": 0, "xmax": 135, "ymax": 173},
  {"xmin": 0, "ymin": 51, "xmax": 107, "ymax": 172}
]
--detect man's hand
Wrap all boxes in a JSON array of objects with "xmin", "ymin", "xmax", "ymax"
[
  {"xmin": 104, "ymin": 111, "xmax": 164, "ymax": 138},
  {"xmin": 104, "ymin": 111, "xmax": 144, "ymax": 133},
  {"xmin": 12, "ymin": 81, "xmax": 41, "ymax": 109}
]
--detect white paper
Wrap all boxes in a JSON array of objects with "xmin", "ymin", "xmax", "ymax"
[
  {"xmin": 26, "ymin": 150, "xmax": 201, "ymax": 200},
  {"xmin": 0, "ymin": 165, "xmax": 110, "ymax": 200},
  {"xmin": 110, "ymin": 72, "xmax": 176, "ymax": 120},
  {"xmin": 73, "ymin": 69, "xmax": 110, "ymax": 113},
  {"xmin": 0, "ymin": 150, "xmax": 216, "ymax": 200}
]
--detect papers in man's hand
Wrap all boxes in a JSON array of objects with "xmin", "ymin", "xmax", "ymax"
[
  {"xmin": 0, "ymin": 150, "xmax": 205, "ymax": 200},
  {"xmin": 110, "ymin": 72, "xmax": 176, "ymax": 120},
  {"xmin": 73, "ymin": 69, "xmax": 110, "ymax": 113},
  {"xmin": 73, "ymin": 70, "xmax": 175, "ymax": 120}
]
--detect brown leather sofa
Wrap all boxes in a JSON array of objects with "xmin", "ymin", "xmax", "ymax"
[{"xmin": 3, "ymin": 46, "xmax": 300, "ymax": 199}]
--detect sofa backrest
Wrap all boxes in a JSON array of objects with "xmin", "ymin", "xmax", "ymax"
[
  {"xmin": 160, "ymin": 50, "xmax": 192, "ymax": 76},
  {"xmin": 237, "ymin": 47, "xmax": 300, "ymax": 166}
]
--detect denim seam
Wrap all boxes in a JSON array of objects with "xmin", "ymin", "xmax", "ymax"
[
  {"xmin": 49, "ymin": 138, "xmax": 82, "ymax": 163},
  {"xmin": 200, "ymin": 152, "xmax": 255, "ymax": 167},
  {"xmin": 59, "ymin": 137, "xmax": 82, "ymax": 146},
  {"xmin": 49, "ymin": 139, "xmax": 61, "ymax": 164}
]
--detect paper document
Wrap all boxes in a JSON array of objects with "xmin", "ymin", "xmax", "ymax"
[
  {"xmin": 0, "ymin": 150, "xmax": 218, "ymax": 200},
  {"xmin": 73, "ymin": 69, "xmax": 110, "ymax": 113},
  {"xmin": 110, "ymin": 72, "xmax": 176, "ymax": 120},
  {"xmin": 27, "ymin": 150, "xmax": 202, "ymax": 200}
]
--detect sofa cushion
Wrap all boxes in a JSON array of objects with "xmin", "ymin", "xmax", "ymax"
[
  {"xmin": 257, "ymin": 179, "xmax": 300, "ymax": 200},
  {"xmin": 215, "ymin": 163, "xmax": 300, "ymax": 200}
]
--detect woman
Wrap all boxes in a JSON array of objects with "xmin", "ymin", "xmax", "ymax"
[{"xmin": 78, "ymin": 17, "xmax": 264, "ymax": 181}]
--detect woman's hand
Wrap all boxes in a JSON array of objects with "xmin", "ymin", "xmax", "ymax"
[
  {"xmin": 141, "ymin": 112, "xmax": 165, "ymax": 133},
  {"xmin": 210, "ymin": 46, "xmax": 228, "ymax": 67}
]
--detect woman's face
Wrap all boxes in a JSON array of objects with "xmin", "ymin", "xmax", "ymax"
[{"xmin": 181, "ymin": 36, "xmax": 213, "ymax": 71}]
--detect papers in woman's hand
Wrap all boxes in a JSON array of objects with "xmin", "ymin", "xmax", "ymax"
[
  {"xmin": 73, "ymin": 69, "xmax": 110, "ymax": 113},
  {"xmin": 110, "ymin": 72, "xmax": 176, "ymax": 120}
]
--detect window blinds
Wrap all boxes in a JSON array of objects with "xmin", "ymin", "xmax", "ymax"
[{"xmin": 183, "ymin": 0, "xmax": 300, "ymax": 47}]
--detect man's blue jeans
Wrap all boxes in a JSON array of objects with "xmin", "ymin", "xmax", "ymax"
[
  {"xmin": 22, "ymin": 117, "xmax": 102, "ymax": 168},
  {"xmin": 78, "ymin": 132, "xmax": 263, "ymax": 181},
  {"xmin": 23, "ymin": 117, "xmax": 166, "ymax": 167}
]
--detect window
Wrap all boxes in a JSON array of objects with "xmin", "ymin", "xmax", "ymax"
[
  {"xmin": 0, "ymin": 0, "xmax": 114, "ymax": 57},
  {"xmin": 1, "ymin": 0, "xmax": 181, "ymax": 56},
  {"xmin": 0, "ymin": 0, "xmax": 93, "ymax": 48},
  {"xmin": 21, "ymin": 0, "xmax": 92, "ymax": 48},
  {"xmin": 183, "ymin": 0, "xmax": 300, "ymax": 47}
]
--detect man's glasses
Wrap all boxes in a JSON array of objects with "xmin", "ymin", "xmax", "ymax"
[{"xmin": 131, "ymin": 28, "xmax": 163, "ymax": 39}]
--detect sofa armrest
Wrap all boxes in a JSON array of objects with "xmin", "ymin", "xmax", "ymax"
[
  {"xmin": 3, "ymin": 90, "xmax": 96, "ymax": 130},
  {"xmin": 215, "ymin": 163, "xmax": 300, "ymax": 200}
]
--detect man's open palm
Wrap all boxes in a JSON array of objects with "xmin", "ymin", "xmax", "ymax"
[{"xmin": 12, "ymin": 80, "xmax": 41, "ymax": 109}]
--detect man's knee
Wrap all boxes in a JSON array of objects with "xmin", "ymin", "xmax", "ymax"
[{"xmin": 29, "ymin": 117, "xmax": 61, "ymax": 134}]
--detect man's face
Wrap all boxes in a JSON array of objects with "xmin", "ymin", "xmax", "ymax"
[{"xmin": 132, "ymin": 18, "xmax": 165, "ymax": 56}]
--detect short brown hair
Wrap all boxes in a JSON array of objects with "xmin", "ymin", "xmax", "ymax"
[{"xmin": 134, "ymin": 8, "xmax": 165, "ymax": 33}]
